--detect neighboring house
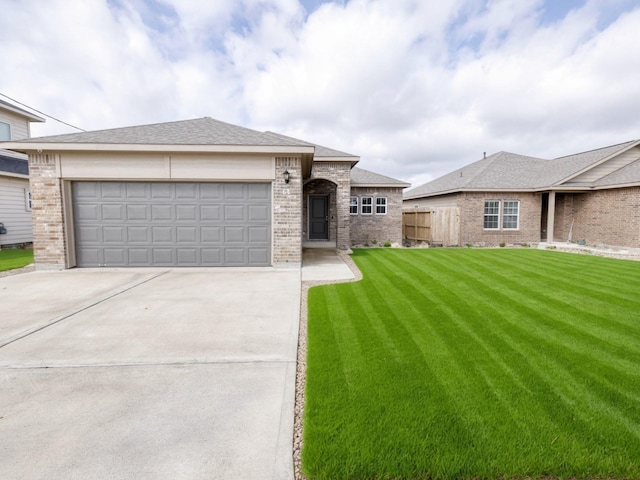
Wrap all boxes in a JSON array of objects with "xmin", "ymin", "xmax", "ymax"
[
  {"xmin": 2, "ymin": 117, "xmax": 408, "ymax": 269},
  {"xmin": 403, "ymin": 140, "xmax": 640, "ymax": 248},
  {"xmin": 0, "ymin": 100, "xmax": 45, "ymax": 247}
]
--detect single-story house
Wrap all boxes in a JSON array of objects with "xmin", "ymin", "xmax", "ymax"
[
  {"xmin": 0, "ymin": 99, "xmax": 45, "ymax": 247},
  {"xmin": 2, "ymin": 117, "xmax": 408, "ymax": 269},
  {"xmin": 403, "ymin": 140, "xmax": 640, "ymax": 248}
]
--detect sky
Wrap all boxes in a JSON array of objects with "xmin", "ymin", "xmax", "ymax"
[{"xmin": 2, "ymin": 0, "xmax": 640, "ymax": 188}]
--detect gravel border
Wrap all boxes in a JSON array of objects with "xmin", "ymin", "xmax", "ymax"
[
  {"xmin": 293, "ymin": 251, "xmax": 362, "ymax": 480},
  {"xmin": 0, "ymin": 264, "xmax": 35, "ymax": 278}
]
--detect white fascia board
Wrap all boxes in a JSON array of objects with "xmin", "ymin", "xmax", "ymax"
[
  {"xmin": 1, "ymin": 142, "xmax": 316, "ymax": 155},
  {"xmin": 0, "ymin": 105, "xmax": 45, "ymax": 123}
]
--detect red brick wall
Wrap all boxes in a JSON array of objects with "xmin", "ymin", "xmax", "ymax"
[
  {"xmin": 571, "ymin": 187, "xmax": 640, "ymax": 247},
  {"xmin": 350, "ymin": 187, "xmax": 404, "ymax": 245},
  {"xmin": 458, "ymin": 192, "xmax": 542, "ymax": 246}
]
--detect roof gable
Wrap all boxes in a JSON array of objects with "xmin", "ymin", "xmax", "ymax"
[{"xmin": 0, "ymin": 99, "xmax": 45, "ymax": 123}]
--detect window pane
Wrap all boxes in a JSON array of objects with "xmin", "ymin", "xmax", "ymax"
[
  {"xmin": 361, "ymin": 197, "xmax": 372, "ymax": 215},
  {"xmin": 375, "ymin": 197, "xmax": 387, "ymax": 214},
  {"xmin": 503, "ymin": 201, "xmax": 519, "ymax": 229},
  {"xmin": 484, "ymin": 200, "xmax": 499, "ymax": 229},
  {"xmin": 0, "ymin": 121, "xmax": 10, "ymax": 141},
  {"xmin": 350, "ymin": 196, "xmax": 358, "ymax": 215}
]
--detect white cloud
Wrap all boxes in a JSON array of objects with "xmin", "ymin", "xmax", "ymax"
[{"xmin": 1, "ymin": 0, "xmax": 640, "ymax": 188}]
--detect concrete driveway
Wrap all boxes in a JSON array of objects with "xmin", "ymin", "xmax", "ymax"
[{"xmin": 0, "ymin": 268, "xmax": 300, "ymax": 480}]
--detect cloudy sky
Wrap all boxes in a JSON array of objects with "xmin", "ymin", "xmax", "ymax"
[{"xmin": 2, "ymin": 0, "xmax": 640, "ymax": 188}]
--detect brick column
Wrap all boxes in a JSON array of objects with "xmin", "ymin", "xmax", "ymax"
[
  {"xmin": 29, "ymin": 153, "xmax": 66, "ymax": 270},
  {"xmin": 273, "ymin": 156, "xmax": 302, "ymax": 267}
]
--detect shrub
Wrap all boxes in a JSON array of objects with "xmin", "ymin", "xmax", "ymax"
[
  {"xmin": 383, "ymin": 241, "xmax": 391, "ymax": 247},
  {"xmin": 499, "ymin": 242, "xmax": 506, "ymax": 248}
]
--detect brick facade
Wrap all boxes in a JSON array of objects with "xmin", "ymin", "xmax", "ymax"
[
  {"xmin": 273, "ymin": 156, "xmax": 302, "ymax": 266},
  {"xmin": 563, "ymin": 187, "xmax": 640, "ymax": 247},
  {"xmin": 350, "ymin": 187, "xmax": 404, "ymax": 245},
  {"xmin": 302, "ymin": 179, "xmax": 337, "ymax": 242},
  {"xmin": 28, "ymin": 153, "xmax": 67, "ymax": 269},
  {"xmin": 458, "ymin": 192, "xmax": 542, "ymax": 246},
  {"xmin": 306, "ymin": 162, "xmax": 351, "ymax": 249}
]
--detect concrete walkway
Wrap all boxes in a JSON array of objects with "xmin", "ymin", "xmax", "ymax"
[
  {"xmin": 0, "ymin": 268, "xmax": 299, "ymax": 480},
  {"xmin": 301, "ymin": 249, "xmax": 355, "ymax": 282}
]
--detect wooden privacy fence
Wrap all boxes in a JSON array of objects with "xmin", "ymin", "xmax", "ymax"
[
  {"xmin": 403, "ymin": 210, "xmax": 431, "ymax": 243},
  {"xmin": 403, "ymin": 207, "xmax": 460, "ymax": 246}
]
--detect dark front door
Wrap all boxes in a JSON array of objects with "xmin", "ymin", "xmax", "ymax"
[{"xmin": 309, "ymin": 196, "xmax": 329, "ymax": 240}]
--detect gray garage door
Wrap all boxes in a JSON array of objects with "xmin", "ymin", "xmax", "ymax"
[{"xmin": 72, "ymin": 182, "xmax": 271, "ymax": 267}]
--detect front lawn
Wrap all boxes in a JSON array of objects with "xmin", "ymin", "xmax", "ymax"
[
  {"xmin": 0, "ymin": 248, "xmax": 34, "ymax": 272},
  {"xmin": 303, "ymin": 249, "xmax": 640, "ymax": 480}
]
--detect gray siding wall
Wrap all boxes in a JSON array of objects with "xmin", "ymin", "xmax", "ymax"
[
  {"xmin": 0, "ymin": 176, "xmax": 32, "ymax": 245},
  {"xmin": 0, "ymin": 109, "xmax": 31, "ymax": 140}
]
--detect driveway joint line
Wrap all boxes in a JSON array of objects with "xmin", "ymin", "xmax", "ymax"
[{"xmin": 0, "ymin": 270, "xmax": 171, "ymax": 350}]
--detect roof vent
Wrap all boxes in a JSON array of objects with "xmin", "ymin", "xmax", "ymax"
[{"xmin": 483, "ymin": 152, "xmax": 486, "ymax": 159}]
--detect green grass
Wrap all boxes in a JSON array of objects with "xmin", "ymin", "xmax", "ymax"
[
  {"xmin": 303, "ymin": 249, "xmax": 640, "ymax": 480},
  {"xmin": 0, "ymin": 248, "xmax": 34, "ymax": 272}
]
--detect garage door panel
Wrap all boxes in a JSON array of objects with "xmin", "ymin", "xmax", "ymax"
[
  {"xmin": 248, "ymin": 226, "xmax": 269, "ymax": 243},
  {"xmin": 248, "ymin": 183, "xmax": 270, "ymax": 199},
  {"xmin": 104, "ymin": 248, "xmax": 126, "ymax": 265},
  {"xmin": 224, "ymin": 226, "xmax": 245, "ymax": 243},
  {"xmin": 129, "ymin": 248, "xmax": 151, "ymax": 265},
  {"xmin": 176, "ymin": 183, "xmax": 197, "ymax": 199},
  {"xmin": 201, "ymin": 226, "xmax": 221, "ymax": 243},
  {"xmin": 200, "ymin": 205, "xmax": 221, "ymax": 221},
  {"xmin": 224, "ymin": 248, "xmax": 246, "ymax": 265},
  {"xmin": 127, "ymin": 204, "xmax": 149, "ymax": 221},
  {"xmin": 101, "ymin": 183, "xmax": 125, "ymax": 198},
  {"xmin": 224, "ymin": 205, "xmax": 245, "ymax": 221},
  {"xmin": 76, "ymin": 226, "xmax": 101, "ymax": 243},
  {"xmin": 73, "ymin": 182, "xmax": 271, "ymax": 267},
  {"xmin": 153, "ymin": 248, "xmax": 174, "ymax": 264},
  {"xmin": 127, "ymin": 226, "xmax": 149, "ymax": 243},
  {"xmin": 248, "ymin": 248, "xmax": 269, "ymax": 264},
  {"xmin": 248, "ymin": 205, "xmax": 269, "ymax": 222},
  {"xmin": 126, "ymin": 183, "xmax": 148, "ymax": 198},
  {"xmin": 177, "ymin": 227, "xmax": 197, "ymax": 243},
  {"xmin": 177, "ymin": 204, "xmax": 197, "ymax": 221},
  {"xmin": 103, "ymin": 226, "xmax": 125, "ymax": 243},
  {"xmin": 151, "ymin": 204, "xmax": 173, "ymax": 221},
  {"xmin": 152, "ymin": 226, "xmax": 174, "ymax": 243}
]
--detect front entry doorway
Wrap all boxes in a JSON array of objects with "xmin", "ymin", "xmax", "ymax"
[{"xmin": 309, "ymin": 196, "xmax": 329, "ymax": 240}]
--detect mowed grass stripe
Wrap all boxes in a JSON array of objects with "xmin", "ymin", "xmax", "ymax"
[{"xmin": 303, "ymin": 249, "xmax": 640, "ymax": 479}]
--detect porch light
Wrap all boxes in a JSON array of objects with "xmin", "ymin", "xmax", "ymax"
[{"xmin": 283, "ymin": 169, "xmax": 290, "ymax": 183}]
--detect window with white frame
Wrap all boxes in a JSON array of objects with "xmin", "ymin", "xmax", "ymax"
[
  {"xmin": 483, "ymin": 200, "xmax": 500, "ymax": 229},
  {"xmin": 25, "ymin": 189, "xmax": 32, "ymax": 211},
  {"xmin": 376, "ymin": 197, "xmax": 387, "ymax": 214},
  {"xmin": 361, "ymin": 197, "xmax": 372, "ymax": 215},
  {"xmin": 0, "ymin": 121, "xmax": 11, "ymax": 141},
  {"xmin": 350, "ymin": 196, "xmax": 358, "ymax": 215},
  {"xmin": 502, "ymin": 200, "xmax": 519, "ymax": 229}
]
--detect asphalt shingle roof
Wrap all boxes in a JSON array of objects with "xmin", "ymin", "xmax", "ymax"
[
  {"xmin": 405, "ymin": 140, "xmax": 640, "ymax": 198},
  {"xmin": 350, "ymin": 167, "xmax": 410, "ymax": 187},
  {"xmin": 263, "ymin": 131, "xmax": 357, "ymax": 158},
  {"xmin": 19, "ymin": 117, "xmax": 311, "ymax": 147}
]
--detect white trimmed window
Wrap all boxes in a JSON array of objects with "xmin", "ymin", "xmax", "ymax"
[
  {"xmin": 483, "ymin": 200, "xmax": 500, "ymax": 229},
  {"xmin": 350, "ymin": 196, "xmax": 358, "ymax": 215},
  {"xmin": 376, "ymin": 197, "xmax": 387, "ymax": 214},
  {"xmin": 0, "ymin": 121, "xmax": 10, "ymax": 141},
  {"xmin": 361, "ymin": 197, "xmax": 372, "ymax": 215},
  {"xmin": 25, "ymin": 189, "xmax": 32, "ymax": 211},
  {"xmin": 502, "ymin": 200, "xmax": 519, "ymax": 229}
]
